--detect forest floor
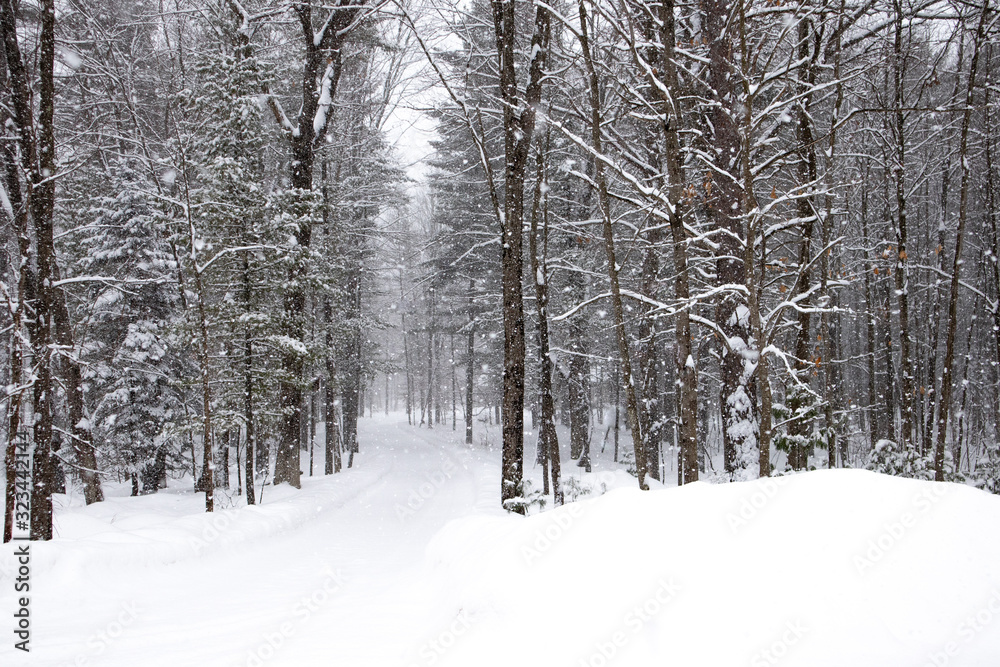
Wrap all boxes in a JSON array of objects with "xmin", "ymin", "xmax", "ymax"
[{"xmin": 2, "ymin": 413, "xmax": 1000, "ymax": 666}]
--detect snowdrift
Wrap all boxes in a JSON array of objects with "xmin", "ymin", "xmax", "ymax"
[{"xmin": 420, "ymin": 469, "xmax": 1000, "ymax": 667}]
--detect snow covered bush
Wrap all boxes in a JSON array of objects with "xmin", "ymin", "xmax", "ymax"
[
  {"xmin": 772, "ymin": 384, "xmax": 833, "ymax": 473},
  {"xmin": 561, "ymin": 476, "xmax": 593, "ymax": 503},
  {"xmin": 972, "ymin": 444, "xmax": 1000, "ymax": 495},
  {"xmin": 502, "ymin": 478, "xmax": 547, "ymax": 514},
  {"xmin": 620, "ymin": 448, "xmax": 636, "ymax": 477},
  {"xmin": 865, "ymin": 439, "xmax": 934, "ymax": 480}
]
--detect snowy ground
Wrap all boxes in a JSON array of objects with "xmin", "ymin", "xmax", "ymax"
[{"xmin": 2, "ymin": 414, "xmax": 999, "ymax": 666}]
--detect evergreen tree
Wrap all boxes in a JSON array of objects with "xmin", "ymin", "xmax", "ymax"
[{"xmin": 80, "ymin": 162, "xmax": 181, "ymax": 494}]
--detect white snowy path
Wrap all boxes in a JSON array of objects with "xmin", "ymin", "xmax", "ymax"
[{"xmin": 1, "ymin": 417, "xmax": 501, "ymax": 667}]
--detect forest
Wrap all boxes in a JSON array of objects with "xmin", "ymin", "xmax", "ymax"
[{"xmin": 3, "ymin": 0, "xmax": 1000, "ymax": 545}]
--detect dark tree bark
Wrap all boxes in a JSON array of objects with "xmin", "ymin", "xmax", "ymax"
[
  {"xmin": 985, "ymin": 65, "xmax": 1000, "ymax": 434},
  {"xmin": 821, "ymin": 5, "xmax": 847, "ymax": 470},
  {"xmin": 935, "ymin": 5, "xmax": 987, "ymax": 481},
  {"xmin": 787, "ymin": 14, "xmax": 819, "ymax": 472},
  {"xmin": 860, "ymin": 183, "xmax": 881, "ymax": 450},
  {"xmin": 651, "ymin": 0, "xmax": 699, "ymax": 484},
  {"xmin": 450, "ymin": 334, "xmax": 456, "ymax": 430},
  {"xmin": 637, "ymin": 240, "xmax": 662, "ymax": 482},
  {"xmin": 51, "ymin": 268, "xmax": 103, "ymax": 504},
  {"xmin": 324, "ymin": 292, "xmax": 342, "ymax": 475},
  {"xmin": 1, "ymin": 0, "xmax": 59, "ymax": 539},
  {"xmin": 578, "ymin": 0, "xmax": 646, "ymax": 487},
  {"xmin": 191, "ymin": 245, "xmax": 215, "ymax": 511},
  {"xmin": 426, "ymin": 287, "xmax": 435, "ymax": 430},
  {"xmin": 529, "ymin": 145, "xmax": 562, "ymax": 505},
  {"xmin": 241, "ymin": 251, "xmax": 257, "ymax": 504},
  {"xmin": 736, "ymin": 0, "xmax": 772, "ymax": 479},
  {"xmin": 701, "ymin": 0, "xmax": 756, "ymax": 479},
  {"xmin": 325, "ymin": 372, "xmax": 342, "ymax": 475},
  {"xmin": 490, "ymin": 0, "xmax": 551, "ymax": 512},
  {"xmin": 220, "ymin": 431, "xmax": 231, "ymax": 489},
  {"xmin": 880, "ymin": 253, "xmax": 899, "ymax": 440},
  {"xmin": 567, "ymin": 316, "xmax": 590, "ymax": 463},
  {"xmin": 465, "ymin": 280, "xmax": 475, "ymax": 445},
  {"xmin": 341, "ymin": 268, "xmax": 362, "ymax": 466},
  {"xmin": 270, "ymin": 0, "xmax": 367, "ymax": 488},
  {"xmin": 922, "ymin": 43, "xmax": 966, "ymax": 457},
  {"xmin": 399, "ymin": 270, "xmax": 414, "ymax": 426},
  {"xmin": 1, "ymin": 113, "xmax": 30, "ymax": 543},
  {"xmin": 890, "ymin": 0, "xmax": 915, "ymax": 448}
]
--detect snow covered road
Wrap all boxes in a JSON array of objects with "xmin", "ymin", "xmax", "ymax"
[{"xmin": 1, "ymin": 417, "xmax": 498, "ymax": 667}]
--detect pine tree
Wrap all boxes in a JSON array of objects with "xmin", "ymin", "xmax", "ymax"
[
  {"xmin": 80, "ymin": 162, "xmax": 181, "ymax": 494},
  {"xmin": 187, "ymin": 26, "xmax": 275, "ymax": 503}
]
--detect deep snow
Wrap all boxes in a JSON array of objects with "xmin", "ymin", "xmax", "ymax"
[{"xmin": 2, "ymin": 414, "xmax": 999, "ymax": 666}]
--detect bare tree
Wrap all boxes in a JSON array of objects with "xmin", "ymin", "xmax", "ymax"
[{"xmin": 490, "ymin": 0, "xmax": 552, "ymax": 511}]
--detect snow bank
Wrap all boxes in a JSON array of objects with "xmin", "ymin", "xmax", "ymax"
[{"xmin": 421, "ymin": 469, "xmax": 1000, "ymax": 667}]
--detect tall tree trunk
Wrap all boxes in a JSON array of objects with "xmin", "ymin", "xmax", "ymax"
[
  {"xmin": 466, "ymin": 280, "xmax": 475, "ymax": 445},
  {"xmin": 244, "ymin": 255, "xmax": 256, "ymax": 504},
  {"xmin": 491, "ymin": 0, "xmax": 551, "ymax": 512},
  {"xmin": 192, "ymin": 258, "xmax": 214, "ymax": 511},
  {"xmin": 637, "ymin": 241, "xmax": 661, "ymax": 482},
  {"xmin": 822, "ymin": 4, "xmax": 847, "ymax": 469},
  {"xmin": 736, "ymin": 0, "xmax": 771, "ymax": 479},
  {"xmin": 31, "ymin": 0, "xmax": 58, "ymax": 535},
  {"xmin": 324, "ymin": 294, "xmax": 342, "ymax": 474},
  {"xmin": 220, "ymin": 431, "xmax": 231, "ymax": 489},
  {"xmin": 1, "ymin": 0, "xmax": 59, "ymax": 538},
  {"xmin": 400, "ymin": 271, "xmax": 414, "ymax": 426},
  {"xmin": 578, "ymin": 0, "xmax": 647, "ymax": 488},
  {"xmin": 529, "ymin": 145, "xmax": 562, "ymax": 505},
  {"xmin": 426, "ymin": 287, "xmax": 435, "ymax": 430},
  {"xmin": 1, "ymin": 119, "xmax": 30, "ymax": 543},
  {"xmin": 342, "ymin": 269, "xmax": 362, "ymax": 463},
  {"xmin": 880, "ymin": 255, "xmax": 899, "ymax": 440},
  {"xmin": 787, "ymin": 12, "xmax": 819, "ymax": 471},
  {"xmin": 174, "ymin": 134, "xmax": 216, "ymax": 512},
  {"xmin": 860, "ymin": 183, "xmax": 880, "ymax": 451},
  {"xmin": 984, "ymin": 69, "xmax": 1000, "ymax": 435},
  {"xmin": 309, "ymin": 390, "xmax": 316, "ymax": 476},
  {"xmin": 450, "ymin": 334, "xmax": 457, "ymax": 430},
  {"xmin": 891, "ymin": 0, "xmax": 915, "ymax": 448},
  {"xmin": 644, "ymin": 0, "xmax": 699, "ymax": 484},
  {"xmin": 935, "ymin": 5, "xmax": 986, "ymax": 481},
  {"xmin": 702, "ymin": 0, "xmax": 756, "ymax": 479},
  {"xmin": 325, "ymin": 365, "xmax": 342, "ymax": 475},
  {"xmin": 953, "ymin": 293, "xmax": 978, "ymax": 473},
  {"xmin": 51, "ymin": 267, "xmax": 103, "ymax": 503},
  {"xmin": 567, "ymin": 310, "xmax": 590, "ymax": 462},
  {"xmin": 269, "ymin": 0, "xmax": 366, "ymax": 488},
  {"xmin": 923, "ymin": 34, "xmax": 966, "ymax": 458}
]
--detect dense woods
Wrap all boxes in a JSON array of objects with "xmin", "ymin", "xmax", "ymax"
[{"xmin": 3, "ymin": 0, "xmax": 1000, "ymax": 541}]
